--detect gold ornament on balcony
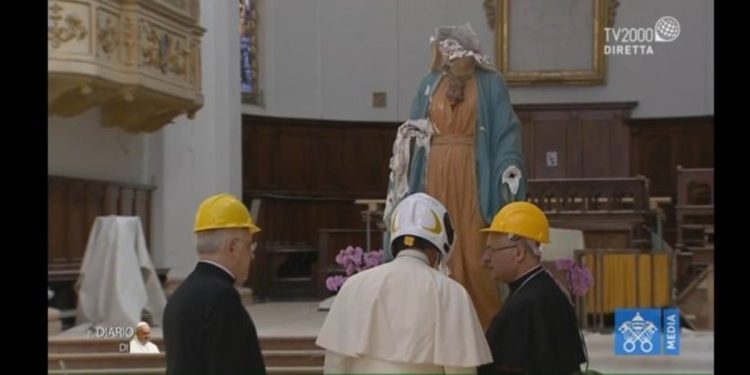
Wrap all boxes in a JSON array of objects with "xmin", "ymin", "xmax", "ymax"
[
  {"xmin": 48, "ymin": 3, "xmax": 88, "ymax": 49},
  {"xmin": 141, "ymin": 21, "xmax": 190, "ymax": 77},
  {"xmin": 97, "ymin": 16, "xmax": 119, "ymax": 56}
]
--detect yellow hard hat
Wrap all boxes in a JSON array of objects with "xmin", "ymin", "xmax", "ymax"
[
  {"xmin": 193, "ymin": 193, "xmax": 261, "ymax": 234},
  {"xmin": 480, "ymin": 201, "xmax": 549, "ymax": 243}
]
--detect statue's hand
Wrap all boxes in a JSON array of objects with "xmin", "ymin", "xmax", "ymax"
[{"xmin": 502, "ymin": 165, "xmax": 522, "ymax": 197}]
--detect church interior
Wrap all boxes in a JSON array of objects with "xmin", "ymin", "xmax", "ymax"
[{"xmin": 48, "ymin": 0, "xmax": 714, "ymax": 373}]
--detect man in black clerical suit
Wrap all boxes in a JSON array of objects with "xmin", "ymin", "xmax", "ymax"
[
  {"xmin": 164, "ymin": 193, "xmax": 266, "ymax": 375},
  {"xmin": 478, "ymin": 201, "xmax": 587, "ymax": 375}
]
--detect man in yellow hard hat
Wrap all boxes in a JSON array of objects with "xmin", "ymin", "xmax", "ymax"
[
  {"xmin": 163, "ymin": 193, "xmax": 266, "ymax": 375},
  {"xmin": 478, "ymin": 201, "xmax": 587, "ymax": 375}
]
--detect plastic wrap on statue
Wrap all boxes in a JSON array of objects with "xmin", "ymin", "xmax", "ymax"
[{"xmin": 75, "ymin": 216, "xmax": 166, "ymax": 329}]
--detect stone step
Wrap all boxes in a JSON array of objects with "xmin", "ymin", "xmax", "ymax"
[
  {"xmin": 48, "ymin": 353, "xmax": 165, "ymax": 370},
  {"xmin": 49, "ymin": 350, "xmax": 324, "ymax": 370},
  {"xmin": 48, "ymin": 367, "xmax": 323, "ymax": 375},
  {"xmin": 48, "ymin": 369, "xmax": 164, "ymax": 375},
  {"xmin": 48, "ymin": 336, "xmax": 319, "ymax": 353},
  {"xmin": 260, "ymin": 336, "xmax": 319, "ymax": 351},
  {"xmin": 264, "ymin": 350, "xmax": 324, "ymax": 367}
]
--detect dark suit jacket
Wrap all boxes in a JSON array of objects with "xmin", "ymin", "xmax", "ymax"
[{"xmin": 164, "ymin": 262, "xmax": 266, "ymax": 375}]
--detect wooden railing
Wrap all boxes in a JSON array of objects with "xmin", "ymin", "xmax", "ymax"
[
  {"xmin": 527, "ymin": 176, "xmax": 656, "ymax": 249},
  {"xmin": 527, "ymin": 176, "xmax": 650, "ymax": 213}
]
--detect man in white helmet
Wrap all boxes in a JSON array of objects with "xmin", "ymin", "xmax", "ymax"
[{"xmin": 316, "ymin": 193, "xmax": 492, "ymax": 374}]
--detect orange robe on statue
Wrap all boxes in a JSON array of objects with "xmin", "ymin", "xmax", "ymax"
[{"xmin": 425, "ymin": 76, "xmax": 500, "ymax": 329}]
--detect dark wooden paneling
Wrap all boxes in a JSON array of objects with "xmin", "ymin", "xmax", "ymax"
[
  {"xmin": 609, "ymin": 112, "xmax": 630, "ymax": 177},
  {"xmin": 49, "ymin": 179, "xmax": 67, "ymax": 264},
  {"xmin": 120, "ymin": 188, "xmax": 136, "ymax": 215},
  {"xmin": 516, "ymin": 102, "xmax": 637, "ymax": 179},
  {"xmin": 630, "ymin": 116, "xmax": 714, "ymax": 197},
  {"xmin": 518, "ymin": 111, "xmax": 534, "ymax": 164},
  {"xmin": 531, "ymin": 112, "xmax": 568, "ymax": 179},
  {"xmin": 245, "ymin": 125, "xmax": 278, "ymax": 189},
  {"xmin": 84, "ymin": 184, "xmax": 105, "ymax": 233},
  {"xmin": 67, "ymin": 181, "xmax": 86, "ymax": 262},
  {"xmin": 314, "ymin": 130, "xmax": 345, "ymax": 190},
  {"xmin": 581, "ymin": 119, "xmax": 611, "ymax": 178},
  {"xmin": 243, "ymin": 115, "xmax": 398, "ymax": 297},
  {"xmin": 278, "ymin": 128, "xmax": 313, "ymax": 189},
  {"xmin": 583, "ymin": 231, "xmax": 631, "ymax": 249},
  {"xmin": 243, "ymin": 115, "xmax": 396, "ymax": 194},
  {"xmin": 48, "ymin": 176, "xmax": 156, "ymax": 266},
  {"xmin": 566, "ymin": 113, "xmax": 583, "ymax": 177},
  {"xmin": 104, "ymin": 185, "xmax": 119, "ymax": 214},
  {"xmin": 242, "ymin": 106, "xmax": 642, "ymax": 297}
]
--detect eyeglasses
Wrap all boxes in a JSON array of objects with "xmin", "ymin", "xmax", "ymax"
[
  {"xmin": 485, "ymin": 244, "xmax": 517, "ymax": 254},
  {"xmin": 235, "ymin": 238, "xmax": 258, "ymax": 254}
]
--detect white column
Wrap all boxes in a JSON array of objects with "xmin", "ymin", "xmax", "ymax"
[{"xmin": 149, "ymin": 0, "xmax": 242, "ymax": 279}]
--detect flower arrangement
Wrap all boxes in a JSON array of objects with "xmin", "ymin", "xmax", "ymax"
[
  {"xmin": 325, "ymin": 246, "xmax": 386, "ymax": 292},
  {"xmin": 554, "ymin": 258, "xmax": 594, "ymax": 297}
]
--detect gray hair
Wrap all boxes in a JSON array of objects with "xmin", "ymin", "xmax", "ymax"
[
  {"xmin": 509, "ymin": 234, "xmax": 543, "ymax": 258},
  {"xmin": 196, "ymin": 230, "xmax": 232, "ymax": 255},
  {"xmin": 196, "ymin": 228, "xmax": 251, "ymax": 254}
]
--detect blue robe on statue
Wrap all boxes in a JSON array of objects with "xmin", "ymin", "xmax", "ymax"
[{"xmin": 385, "ymin": 67, "xmax": 527, "ymax": 258}]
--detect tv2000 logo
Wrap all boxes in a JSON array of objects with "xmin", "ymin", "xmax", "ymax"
[{"xmin": 604, "ymin": 16, "xmax": 681, "ymax": 55}]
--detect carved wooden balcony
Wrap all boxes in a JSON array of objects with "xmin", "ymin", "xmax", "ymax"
[{"xmin": 48, "ymin": 0, "xmax": 205, "ymax": 133}]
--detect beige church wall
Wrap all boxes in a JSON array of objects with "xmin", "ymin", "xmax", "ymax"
[
  {"xmin": 48, "ymin": 0, "xmax": 243, "ymax": 280},
  {"xmin": 48, "ymin": 108, "xmax": 150, "ymax": 185},
  {"xmin": 245, "ymin": 0, "xmax": 712, "ymax": 120},
  {"xmin": 509, "ymin": 0, "xmax": 713, "ymax": 118},
  {"xmin": 149, "ymin": 0, "xmax": 243, "ymax": 280},
  {"xmin": 48, "ymin": 1, "xmax": 242, "ymax": 280}
]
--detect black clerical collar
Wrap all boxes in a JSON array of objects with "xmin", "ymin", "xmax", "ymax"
[{"xmin": 508, "ymin": 264, "xmax": 543, "ymax": 295}]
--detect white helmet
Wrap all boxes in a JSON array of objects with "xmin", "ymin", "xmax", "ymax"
[{"xmin": 389, "ymin": 193, "xmax": 455, "ymax": 259}]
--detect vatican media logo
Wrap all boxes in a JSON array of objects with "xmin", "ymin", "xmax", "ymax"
[
  {"xmin": 615, "ymin": 308, "xmax": 680, "ymax": 356},
  {"xmin": 605, "ymin": 16, "xmax": 681, "ymax": 55}
]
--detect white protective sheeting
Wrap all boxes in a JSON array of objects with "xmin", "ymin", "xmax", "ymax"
[{"xmin": 75, "ymin": 216, "xmax": 166, "ymax": 328}]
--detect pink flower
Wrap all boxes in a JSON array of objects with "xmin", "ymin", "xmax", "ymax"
[
  {"xmin": 325, "ymin": 275, "xmax": 348, "ymax": 292},
  {"xmin": 555, "ymin": 258, "xmax": 575, "ymax": 271},
  {"xmin": 326, "ymin": 246, "xmax": 386, "ymax": 293},
  {"xmin": 555, "ymin": 257, "xmax": 593, "ymax": 298},
  {"xmin": 569, "ymin": 266, "xmax": 593, "ymax": 297},
  {"xmin": 363, "ymin": 249, "xmax": 385, "ymax": 270},
  {"xmin": 335, "ymin": 251, "xmax": 347, "ymax": 267}
]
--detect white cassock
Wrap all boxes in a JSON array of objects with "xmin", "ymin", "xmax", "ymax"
[
  {"xmin": 316, "ymin": 249, "xmax": 492, "ymax": 374},
  {"xmin": 129, "ymin": 338, "xmax": 159, "ymax": 354}
]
